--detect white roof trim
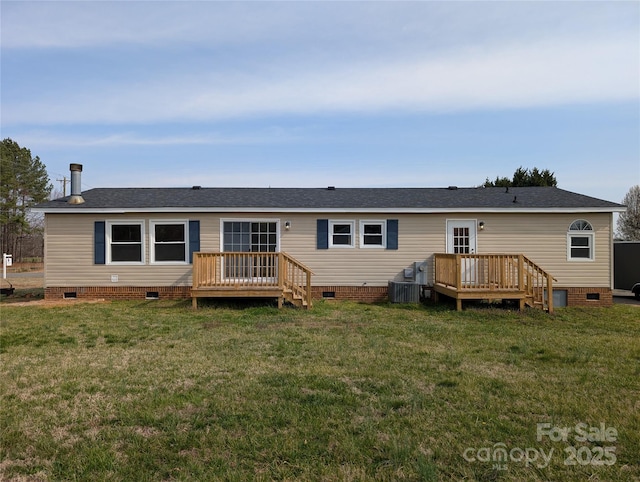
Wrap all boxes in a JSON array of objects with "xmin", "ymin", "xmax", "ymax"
[{"xmin": 33, "ymin": 206, "xmax": 626, "ymax": 214}]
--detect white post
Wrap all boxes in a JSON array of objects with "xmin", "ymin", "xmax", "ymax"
[{"xmin": 3, "ymin": 253, "xmax": 12, "ymax": 279}]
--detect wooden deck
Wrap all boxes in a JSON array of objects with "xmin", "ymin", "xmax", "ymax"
[
  {"xmin": 433, "ymin": 253, "xmax": 555, "ymax": 313},
  {"xmin": 191, "ymin": 252, "xmax": 313, "ymax": 309}
]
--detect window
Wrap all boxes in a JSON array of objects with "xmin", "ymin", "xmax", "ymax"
[
  {"xmin": 108, "ymin": 221, "xmax": 144, "ymax": 263},
  {"xmin": 251, "ymin": 222, "xmax": 278, "ymax": 253},
  {"xmin": 221, "ymin": 220, "xmax": 279, "ymax": 279},
  {"xmin": 452, "ymin": 226, "xmax": 471, "ymax": 254},
  {"xmin": 222, "ymin": 221, "xmax": 278, "ymax": 252},
  {"xmin": 360, "ymin": 220, "xmax": 386, "ymax": 248},
  {"xmin": 317, "ymin": 219, "xmax": 398, "ymax": 250},
  {"xmin": 151, "ymin": 221, "xmax": 187, "ymax": 263},
  {"xmin": 567, "ymin": 220, "xmax": 594, "ymax": 261},
  {"xmin": 329, "ymin": 220, "xmax": 355, "ymax": 248}
]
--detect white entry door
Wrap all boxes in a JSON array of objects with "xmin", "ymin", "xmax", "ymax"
[{"xmin": 446, "ymin": 220, "xmax": 478, "ymax": 284}]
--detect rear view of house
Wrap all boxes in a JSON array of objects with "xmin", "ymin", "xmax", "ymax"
[{"xmin": 34, "ymin": 165, "xmax": 625, "ymax": 310}]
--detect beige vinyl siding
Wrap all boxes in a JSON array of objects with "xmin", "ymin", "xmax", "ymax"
[
  {"xmin": 279, "ymin": 212, "xmax": 610, "ymax": 288},
  {"xmin": 473, "ymin": 212, "xmax": 612, "ymax": 288},
  {"xmin": 45, "ymin": 213, "xmax": 203, "ymax": 287},
  {"xmin": 44, "ymin": 211, "xmax": 613, "ymax": 289},
  {"xmin": 279, "ymin": 213, "xmax": 443, "ymax": 286}
]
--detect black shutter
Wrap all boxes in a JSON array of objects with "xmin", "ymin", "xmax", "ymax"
[
  {"xmin": 94, "ymin": 221, "xmax": 106, "ymax": 264},
  {"xmin": 189, "ymin": 220, "xmax": 200, "ymax": 263},
  {"xmin": 386, "ymin": 219, "xmax": 398, "ymax": 250},
  {"xmin": 317, "ymin": 219, "xmax": 329, "ymax": 249}
]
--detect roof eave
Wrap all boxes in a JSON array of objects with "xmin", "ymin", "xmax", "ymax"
[{"xmin": 32, "ymin": 206, "xmax": 626, "ymax": 214}]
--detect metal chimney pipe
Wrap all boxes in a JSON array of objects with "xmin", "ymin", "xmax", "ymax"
[{"xmin": 68, "ymin": 163, "xmax": 85, "ymax": 204}]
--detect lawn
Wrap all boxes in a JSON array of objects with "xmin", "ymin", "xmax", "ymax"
[{"xmin": 1, "ymin": 300, "xmax": 639, "ymax": 481}]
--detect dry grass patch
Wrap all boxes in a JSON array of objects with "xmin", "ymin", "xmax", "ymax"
[{"xmin": 1, "ymin": 301, "xmax": 638, "ymax": 481}]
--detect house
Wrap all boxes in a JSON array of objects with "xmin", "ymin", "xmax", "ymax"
[{"xmin": 34, "ymin": 164, "xmax": 625, "ymax": 310}]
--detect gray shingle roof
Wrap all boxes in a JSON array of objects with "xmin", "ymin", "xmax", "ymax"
[{"xmin": 35, "ymin": 186, "xmax": 624, "ymax": 212}]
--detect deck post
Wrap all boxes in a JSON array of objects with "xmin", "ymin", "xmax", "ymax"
[
  {"xmin": 518, "ymin": 254, "xmax": 524, "ymax": 292},
  {"xmin": 547, "ymin": 273, "xmax": 554, "ymax": 314},
  {"xmin": 455, "ymin": 255, "xmax": 462, "ymax": 291},
  {"xmin": 192, "ymin": 252, "xmax": 200, "ymax": 290},
  {"xmin": 277, "ymin": 252, "xmax": 284, "ymax": 289},
  {"xmin": 191, "ymin": 252, "xmax": 199, "ymax": 310}
]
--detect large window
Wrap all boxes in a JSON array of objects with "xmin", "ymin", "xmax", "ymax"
[
  {"xmin": 329, "ymin": 220, "xmax": 355, "ymax": 248},
  {"xmin": 359, "ymin": 220, "xmax": 386, "ymax": 248},
  {"xmin": 223, "ymin": 221, "xmax": 278, "ymax": 252},
  {"xmin": 151, "ymin": 221, "xmax": 187, "ymax": 263},
  {"xmin": 567, "ymin": 220, "xmax": 594, "ymax": 261},
  {"xmin": 222, "ymin": 220, "xmax": 279, "ymax": 279},
  {"xmin": 108, "ymin": 221, "xmax": 144, "ymax": 263}
]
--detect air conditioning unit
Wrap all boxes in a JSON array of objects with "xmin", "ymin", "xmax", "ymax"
[{"xmin": 388, "ymin": 281, "xmax": 420, "ymax": 303}]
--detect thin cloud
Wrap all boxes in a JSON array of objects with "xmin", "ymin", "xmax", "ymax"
[
  {"xmin": 12, "ymin": 130, "xmax": 301, "ymax": 148},
  {"xmin": 4, "ymin": 33, "xmax": 637, "ymax": 126},
  {"xmin": 3, "ymin": 1, "xmax": 636, "ymax": 53}
]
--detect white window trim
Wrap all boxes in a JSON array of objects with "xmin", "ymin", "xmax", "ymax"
[
  {"xmin": 219, "ymin": 218, "xmax": 281, "ymax": 252},
  {"xmin": 106, "ymin": 220, "xmax": 145, "ymax": 265},
  {"xmin": 329, "ymin": 220, "xmax": 355, "ymax": 248},
  {"xmin": 567, "ymin": 232, "xmax": 595, "ymax": 261},
  {"xmin": 567, "ymin": 219, "xmax": 594, "ymax": 261},
  {"xmin": 218, "ymin": 219, "xmax": 280, "ymax": 283},
  {"xmin": 359, "ymin": 220, "xmax": 386, "ymax": 248},
  {"xmin": 150, "ymin": 220, "xmax": 189, "ymax": 265}
]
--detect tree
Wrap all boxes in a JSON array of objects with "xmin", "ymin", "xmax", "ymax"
[
  {"xmin": 617, "ymin": 185, "xmax": 640, "ymax": 241},
  {"xmin": 1, "ymin": 138, "xmax": 52, "ymax": 258},
  {"xmin": 483, "ymin": 166, "xmax": 558, "ymax": 187}
]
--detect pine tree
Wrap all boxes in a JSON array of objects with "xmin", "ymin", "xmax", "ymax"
[
  {"xmin": 1, "ymin": 138, "xmax": 53, "ymax": 257},
  {"xmin": 483, "ymin": 166, "xmax": 557, "ymax": 187}
]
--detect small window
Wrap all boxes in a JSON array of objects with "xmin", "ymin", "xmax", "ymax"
[
  {"xmin": 360, "ymin": 220, "xmax": 386, "ymax": 248},
  {"xmin": 108, "ymin": 221, "xmax": 144, "ymax": 263},
  {"xmin": 151, "ymin": 221, "xmax": 187, "ymax": 263},
  {"xmin": 329, "ymin": 220, "xmax": 355, "ymax": 248},
  {"xmin": 567, "ymin": 220, "xmax": 594, "ymax": 261},
  {"xmin": 569, "ymin": 220, "xmax": 593, "ymax": 231}
]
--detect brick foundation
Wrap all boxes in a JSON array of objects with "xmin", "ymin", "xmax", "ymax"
[
  {"xmin": 311, "ymin": 286, "xmax": 389, "ymax": 302},
  {"xmin": 565, "ymin": 287, "xmax": 613, "ymax": 307},
  {"xmin": 45, "ymin": 286, "xmax": 191, "ymax": 300},
  {"xmin": 45, "ymin": 285, "xmax": 390, "ymax": 302},
  {"xmin": 45, "ymin": 285, "xmax": 613, "ymax": 307}
]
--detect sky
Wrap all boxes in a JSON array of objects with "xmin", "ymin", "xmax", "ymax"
[{"xmin": 1, "ymin": 1, "xmax": 639, "ymax": 204}]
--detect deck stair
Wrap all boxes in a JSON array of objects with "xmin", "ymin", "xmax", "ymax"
[
  {"xmin": 191, "ymin": 252, "xmax": 313, "ymax": 309},
  {"xmin": 433, "ymin": 253, "xmax": 555, "ymax": 313}
]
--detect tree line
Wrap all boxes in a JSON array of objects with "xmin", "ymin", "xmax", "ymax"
[{"xmin": 483, "ymin": 166, "xmax": 557, "ymax": 187}]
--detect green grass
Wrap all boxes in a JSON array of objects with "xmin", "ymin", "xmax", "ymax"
[{"xmin": 1, "ymin": 300, "xmax": 639, "ymax": 481}]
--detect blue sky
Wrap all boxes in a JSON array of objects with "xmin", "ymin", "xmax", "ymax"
[{"xmin": 2, "ymin": 1, "xmax": 639, "ymax": 204}]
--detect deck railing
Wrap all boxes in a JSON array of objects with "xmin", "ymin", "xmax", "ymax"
[
  {"xmin": 192, "ymin": 252, "xmax": 313, "ymax": 307},
  {"xmin": 434, "ymin": 253, "xmax": 554, "ymax": 312}
]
